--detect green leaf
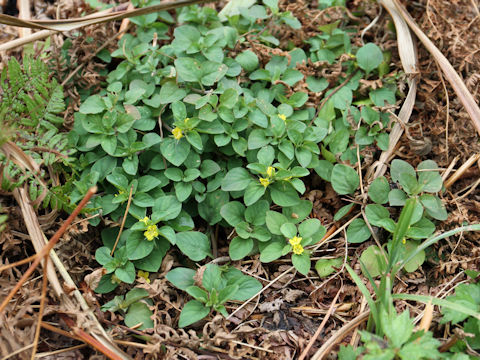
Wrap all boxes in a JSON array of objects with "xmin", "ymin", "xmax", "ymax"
[
  {"xmin": 160, "ymin": 138, "xmax": 190, "ymax": 166},
  {"xmin": 124, "ymin": 302, "xmax": 154, "ymax": 330},
  {"xmin": 269, "ymin": 181, "xmax": 300, "ymax": 206},
  {"xmin": 369, "ymin": 87, "xmax": 396, "ymax": 106},
  {"xmin": 266, "ymin": 211, "xmax": 289, "ymax": 235},
  {"xmin": 407, "ymin": 217, "xmax": 435, "ymax": 239},
  {"xmin": 159, "ymin": 81, "xmax": 187, "ymax": 104},
  {"xmin": 389, "ymin": 189, "xmax": 407, "ymax": 206},
  {"xmin": 152, "ymin": 195, "xmax": 182, "ymax": 222},
  {"xmin": 115, "ymin": 261, "xmax": 136, "ymax": 284},
  {"xmin": 260, "ymin": 241, "xmax": 284, "ymax": 262},
  {"xmin": 201, "ymin": 62, "xmax": 228, "ymax": 86},
  {"xmin": 380, "ymin": 310, "xmax": 414, "ymax": 348},
  {"xmin": 220, "ymin": 201, "xmax": 246, "ymax": 227},
  {"xmin": 186, "ymin": 286, "xmax": 208, "ymax": 302},
  {"xmin": 245, "ymin": 200, "xmax": 269, "ymax": 225},
  {"xmin": 314, "ymin": 160, "xmax": 334, "ymax": 181},
  {"xmin": 283, "ymin": 200, "xmax": 313, "ymax": 224},
  {"xmin": 133, "ymin": 238, "xmax": 170, "ymax": 272},
  {"xmin": 391, "ymin": 159, "xmax": 416, "ymax": 184},
  {"xmin": 306, "ymin": 76, "xmax": 328, "ymax": 92},
  {"xmin": 95, "ymin": 246, "xmax": 113, "ymax": 266},
  {"xmin": 292, "ymin": 252, "xmax": 311, "ymax": 275},
  {"xmin": 356, "ymin": 43, "xmax": 383, "ymax": 73},
  {"xmin": 198, "ymin": 189, "xmax": 229, "ymax": 225},
  {"xmin": 178, "ymin": 300, "xmax": 211, "ymax": 327},
  {"xmin": 315, "ymin": 257, "xmax": 343, "ymax": 278},
  {"xmin": 295, "ymin": 146, "xmax": 313, "ymax": 168},
  {"xmin": 334, "ymin": 204, "xmax": 354, "ymax": 221},
  {"xmin": 420, "ymin": 194, "xmax": 447, "ymax": 220},
  {"xmin": 176, "ymin": 231, "xmax": 211, "ymax": 261},
  {"xmin": 417, "ymin": 160, "xmax": 443, "ymax": 193},
  {"xmin": 175, "ymin": 57, "xmax": 202, "ymax": 82},
  {"xmin": 243, "ymin": 181, "xmax": 266, "ymax": 206},
  {"xmin": 298, "ymin": 218, "xmax": 321, "ymax": 239},
  {"xmin": 221, "ymin": 167, "xmax": 252, "ymax": 191},
  {"xmin": 95, "ymin": 274, "xmax": 119, "ymax": 293},
  {"xmin": 331, "ymin": 164, "xmax": 359, "ymax": 195},
  {"xmin": 280, "ymin": 222, "xmax": 297, "ymax": 239},
  {"xmin": 368, "ymin": 176, "xmax": 390, "ymax": 204},
  {"xmin": 200, "ymin": 160, "xmax": 221, "ymax": 178},
  {"xmin": 346, "ymin": 219, "xmax": 371, "ymax": 243},
  {"xmin": 175, "ymin": 181, "xmax": 193, "ymax": 202},
  {"xmin": 229, "ymin": 237, "xmax": 253, "ymax": 260},
  {"xmin": 359, "ymin": 245, "xmax": 386, "ymax": 277},
  {"xmin": 331, "ymin": 87, "xmax": 352, "ymax": 110},
  {"xmin": 224, "ymin": 269, "xmax": 262, "ymax": 301},
  {"xmin": 126, "ymin": 231, "xmax": 154, "ymax": 260},
  {"xmin": 217, "ymin": 284, "xmax": 239, "ymax": 306},
  {"xmin": 166, "ymin": 267, "xmax": 196, "ymax": 291},
  {"xmin": 79, "ymin": 95, "xmax": 105, "ymax": 114},
  {"xmin": 236, "ymin": 50, "xmax": 259, "ymax": 72},
  {"xmin": 248, "ymin": 129, "xmax": 270, "ymax": 149},
  {"xmin": 365, "ymin": 204, "xmax": 390, "ymax": 228},
  {"xmin": 403, "ymin": 240, "xmax": 426, "ymax": 272},
  {"xmin": 391, "ymin": 198, "xmax": 417, "ymax": 265},
  {"xmin": 202, "ymin": 264, "xmax": 223, "ymax": 292}
]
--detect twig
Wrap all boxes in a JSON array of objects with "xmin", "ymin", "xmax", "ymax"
[
  {"xmin": 111, "ymin": 184, "xmax": 134, "ymax": 255},
  {"xmin": 0, "ymin": 344, "xmax": 34, "ymax": 360},
  {"xmin": 35, "ymin": 344, "xmax": 86, "ymax": 358},
  {"xmin": 31, "ymin": 261, "xmax": 49, "ymax": 360},
  {"xmin": 298, "ymin": 288, "xmax": 342, "ymax": 360}
]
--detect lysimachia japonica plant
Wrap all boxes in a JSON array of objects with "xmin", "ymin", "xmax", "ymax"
[{"xmin": 70, "ymin": 0, "xmax": 399, "ymax": 326}]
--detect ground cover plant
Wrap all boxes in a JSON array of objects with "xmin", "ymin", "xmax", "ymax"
[
  {"xmin": 68, "ymin": 0, "xmax": 401, "ymax": 326},
  {"xmin": 1, "ymin": 0, "xmax": 480, "ymax": 359}
]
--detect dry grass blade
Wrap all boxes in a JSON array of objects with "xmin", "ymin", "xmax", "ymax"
[
  {"xmin": 311, "ymin": 311, "xmax": 370, "ymax": 360},
  {"xmin": 390, "ymin": 0, "xmax": 480, "ymax": 136},
  {"xmin": 12, "ymin": 188, "xmax": 63, "ymax": 297},
  {"xmin": 0, "ymin": 187, "xmax": 96, "ymax": 313},
  {"xmin": 445, "ymin": 153, "xmax": 480, "ymax": 188},
  {"xmin": 0, "ymin": 0, "xmax": 219, "ymax": 31},
  {"xmin": 18, "ymin": 0, "xmax": 31, "ymax": 37},
  {"xmin": 367, "ymin": 0, "xmax": 418, "ymax": 180}
]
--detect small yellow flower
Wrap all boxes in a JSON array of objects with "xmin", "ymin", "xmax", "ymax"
[
  {"xmin": 278, "ymin": 113, "xmax": 287, "ymax": 122},
  {"xmin": 144, "ymin": 224, "xmax": 159, "ymax": 241},
  {"xmin": 402, "ymin": 238, "xmax": 406, "ymax": 244},
  {"xmin": 259, "ymin": 177, "xmax": 271, "ymax": 188},
  {"xmin": 292, "ymin": 244, "xmax": 304, "ymax": 255},
  {"xmin": 172, "ymin": 127, "xmax": 183, "ymax": 140},
  {"xmin": 139, "ymin": 216, "xmax": 149, "ymax": 224},
  {"xmin": 289, "ymin": 236, "xmax": 302, "ymax": 246},
  {"xmin": 266, "ymin": 166, "xmax": 275, "ymax": 178},
  {"xmin": 137, "ymin": 270, "xmax": 151, "ymax": 284},
  {"xmin": 114, "ymin": 190, "xmax": 125, "ymax": 197}
]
